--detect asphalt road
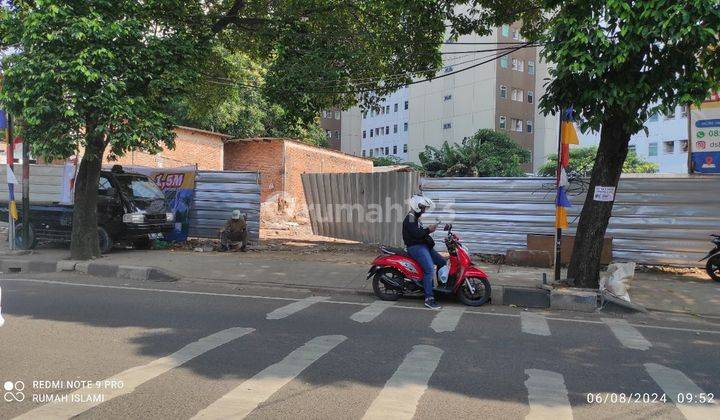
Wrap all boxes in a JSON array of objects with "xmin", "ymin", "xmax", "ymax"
[{"xmin": 1, "ymin": 273, "xmax": 719, "ymax": 420}]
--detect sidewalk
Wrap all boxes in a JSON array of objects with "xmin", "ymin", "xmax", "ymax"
[{"xmin": 2, "ymin": 233, "xmax": 719, "ymax": 317}]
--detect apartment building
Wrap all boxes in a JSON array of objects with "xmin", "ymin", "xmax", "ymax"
[
  {"xmin": 407, "ymin": 23, "xmax": 539, "ymax": 170},
  {"xmin": 358, "ymin": 88, "xmax": 410, "ymax": 160},
  {"xmin": 578, "ymin": 105, "xmax": 690, "ymax": 173},
  {"xmin": 320, "ymin": 108, "xmax": 342, "ymax": 150}
]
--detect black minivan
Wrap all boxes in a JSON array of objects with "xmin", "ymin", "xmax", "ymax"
[{"xmin": 3, "ymin": 166, "xmax": 174, "ymax": 253}]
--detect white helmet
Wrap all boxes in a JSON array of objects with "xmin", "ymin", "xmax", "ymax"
[
  {"xmin": 232, "ymin": 210, "xmax": 242, "ymax": 220},
  {"xmin": 408, "ymin": 194, "xmax": 434, "ymax": 213}
]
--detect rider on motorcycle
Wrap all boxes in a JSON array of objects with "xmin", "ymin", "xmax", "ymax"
[{"xmin": 403, "ymin": 195, "xmax": 446, "ymax": 310}]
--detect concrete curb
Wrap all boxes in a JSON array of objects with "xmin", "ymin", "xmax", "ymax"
[{"xmin": 0, "ymin": 258, "xmax": 180, "ymax": 282}]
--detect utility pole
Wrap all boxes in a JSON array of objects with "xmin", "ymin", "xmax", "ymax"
[{"xmin": 6, "ymin": 113, "xmax": 15, "ymax": 250}]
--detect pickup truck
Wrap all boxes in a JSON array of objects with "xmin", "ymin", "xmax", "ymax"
[{"xmin": 1, "ymin": 166, "xmax": 174, "ymax": 253}]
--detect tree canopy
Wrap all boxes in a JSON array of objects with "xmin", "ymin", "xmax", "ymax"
[
  {"xmin": 538, "ymin": 146, "xmax": 659, "ymax": 177},
  {"xmin": 419, "ymin": 129, "xmax": 531, "ymax": 177}
]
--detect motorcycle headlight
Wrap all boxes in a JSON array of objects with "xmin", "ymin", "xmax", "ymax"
[
  {"xmin": 166, "ymin": 212, "xmax": 175, "ymax": 222},
  {"xmin": 122, "ymin": 212, "xmax": 145, "ymax": 224}
]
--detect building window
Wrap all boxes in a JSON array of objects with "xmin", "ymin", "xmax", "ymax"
[
  {"xmin": 500, "ymin": 56, "xmax": 508, "ymax": 68},
  {"xmin": 326, "ymin": 130, "xmax": 332, "ymax": 138},
  {"xmin": 369, "ymin": 149, "xmax": 374, "ymax": 157},
  {"xmin": 393, "ymin": 124, "xmax": 398, "ymax": 133},
  {"xmin": 628, "ymin": 145, "xmax": 636, "ymax": 154},
  {"xmin": 403, "ymin": 144, "xmax": 408, "ymax": 153},
  {"xmin": 512, "ymin": 58, "xmax": 518, "ymax": 70},
  {"xmin": 444, "ymin": 94, "xmax": 453, "ymax": 101},
  {"xmin": 362, "ymin": 150, "xmax": 366, "ymax": 157},
  {"xmin": 375, "ymin": 128, "xmax": 380, "ymax": 136},
  {"xmin": 680, "ymin": 107, "xmax": 688, "ymax": 118},
  {"xmin": 386, "ymin": 126, "xmax": 390, "ymax": 135},
  {"xmin": 335, "ymin": 130, "xmax": 340, "ymax": 139},
  {"xmin": 404, "ymin": 122, "xmax": 408, "ymax": 132},
  {"xmin": 528, "ymin": 60, "xmax": 535, "ymax": 75},
  {"xmin": 394, "ymin": 103, "xmax": 398, "ymax": 112},
  {"xmin": 648, "ymin": 113, "xmax": 658, "ymax": 122},
  {"xmin": 664, "ymin": 108, "xmax": 676, "ymax": 119},
  {"xmin": 512, "ymin": 59, "xmax": 524, "ymax": 72},
  {"xmin": 362, "ymin": 112, "xmax": 367, "ymax": 119},
  {"xmin": 444, "ymin": 66, "xmax": 454, "ymax": 73},
  {"xmin": 443, "ymin": 122, "xmax": 452, "ymax": 130},
  {"xmin": 370, "ymin": 130, "xmax": 373, "ymax": 138},
  {"xmin": 663, "ymin": 140, "xmax": 674, "ymax": 154},
  {"xmin": 385, "ymin": 147, "xmax": 389, "ymax": 155},
  {"xmin": 679, "ymin": 139, "xmax": 689, "ymax": 153},
  {"xmin": 512, "ymin": 118, "xmax": 523, "ymax": 132},
  {"xmin": 512, "ymin": 89, "xmax": 524, "ymax": 102},
  {"xmin": 363, "ymin": 130, "xmax": 366, "ymax": 139},
  {"xmin": 512, "ymin": 29, "xmax": 520, "ymax": 40},
  {"xmin": 404, "ymin": 101, "xmax": 409, "ymax": 110},
  {"xmin": 499, "ymin": 85, "xmax": 508, "ymax": 99},
  {"xmin": 334, "ymin": 111, "xmax": 341, "ymax": 120},
  {"xmin": 499, "ymin": 116, "xmax": 507, "ymax": 129},
  {"xmin": 648, "ymin": 142, "xmax": 658, "ymax": 156},
  {"xmin": 526, "ymin": 121, "xmax": 533, "ymax": 133},
  {"xmin": 386, "ymin": 105, "xmax": 391, "ymax": 114},
  {"xmin": 501, "ymin": 25, "xmax": 509, "ymax": 37},
  {"xmin": 393, "ymin": 145, "xmax": 397, "ymax": 154},
  {"xmin": 527, "ymin": 91, "xmax": 534, "ymax": 104}
]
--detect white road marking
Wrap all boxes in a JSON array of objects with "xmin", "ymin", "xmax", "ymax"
[
  {"xmin": 524, "ymin": 369, "xmax": 573, "ymax": 420},
  {"xmin": 266, "ymin": 296, "xmax": 329, "ymax": 320},
  {"xmin": 602, "ymin": 318, "xmax": 651, "ymax": 350},
  {"xmin": 193, "ymin": 335, "xmax": 346, "ymax": 419},
  {"xmin": 521, "ymin": 312, "xmax": 551, "ymax": 336},
  {"xmin": 13, "ymin": 327, "xmax": 254, "ymax": 420},
  {"xmin": 6, "ymin": 279, "xmax": 720, "ymax": 336},
  {"xmin": 645, "ymin": 363, "xmax": 720, "ymax": 419},
  {"xmin": 350, "ymin": 301, "xmax": 395, "ymax": 323},
  {"xmin": 430, "ymin": 307, "xmax": 465, "ymax": 333},
  {"xmin": 362, "ymin": 345, "xmax": 443, "ymax": 420}
]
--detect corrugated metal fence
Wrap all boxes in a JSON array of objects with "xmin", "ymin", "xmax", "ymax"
[
  {"xmin": 189, "ymin": 171, "xmax": 261, "ymax": 243},
  {"xmin": 421, "ymin": 176, "xmax": 720, "ymax": 266},
  {"xmin": 302, "ymin": 172, "xmax": 419, "ymax": 247},
  {"xmin": 0, "ymin": 164, "xmax": 63, "ymax": 203}
]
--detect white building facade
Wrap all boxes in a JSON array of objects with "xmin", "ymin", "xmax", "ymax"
[
  {"xmin": 578, "ymin": 105, "xmax": 690, "ymax": 174},
  {"xmin": 360, "ymin": 88, "xmax": 410, "ymax": 160}
]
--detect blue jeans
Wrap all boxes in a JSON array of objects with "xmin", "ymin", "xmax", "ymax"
[{"xmin": 407, "ymin": 244, "xmax": 446, "ymax": 299}]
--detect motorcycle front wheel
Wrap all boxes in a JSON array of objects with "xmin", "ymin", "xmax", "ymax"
[
  {"xmin": 372, "ymin": 268, "xmax": 403, "ymax": 301},
  {"xmin": 457, "ymin": 276, "xmax": 491, "ymax": 306},
  {"xmin": 707, "ymin": 255, "xmax": 720, "ymax": 282}
]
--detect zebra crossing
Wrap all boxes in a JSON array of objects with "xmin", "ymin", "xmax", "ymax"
[{"xmin": 9, "ymin": 292, "xmax": 720, "ymax": 420}]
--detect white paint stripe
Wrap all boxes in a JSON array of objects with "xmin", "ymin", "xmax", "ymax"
[
  {"xmin": 350, "ymin": 301, "xmax": 395, "ymax": 323},
  {"xmin": 524, "ymin": 369, "xmax": 573, "ymax": 420},
  {"xmin": 521, "ymin": 312, "xmax": 551, "ymax": 336},
  {"xmin": 266, "ymin": 296, "xmax": 329, "ymax": 320},
  {"xmin": 193, "ymin": 335, "xmax": 346, "ymax": 419},
  {"xmin": 430, "ymin": 307, "xmax": 465, "ymax": 333},
  {"xmin": 645, "ymin": 363, "xmax": 720, "ymax": 419},
  {"xmin": 7, "ymin": 279, "xmax": 720, "ymax": 336},
  {"xmin": 362, "ymin": 345, "xmax": 443, "ymax": 420},
  {"xmin": 602, "ymin": 318, "xmax": 651, "ymax": 350},
  {"xmin": 14, "ymin": 327, "xmax": 254, "ymax": 420}
]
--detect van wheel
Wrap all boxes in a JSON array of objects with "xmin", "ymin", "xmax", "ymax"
[
  {"xmin": 13, "ymin": 223, "xmax": 37, "ymax": 250},
  {"xmin": 98, "ymin": 227, "xmax": 113, "ymax": 254}
]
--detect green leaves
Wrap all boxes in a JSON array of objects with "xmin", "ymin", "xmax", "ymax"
[
  {"xmin": 538, "ymin": 146, "xmax": 659, "ymax": 177},
  {"xmin": 419, "ymin": 129, "xmax": 531, "ymax": 177}
]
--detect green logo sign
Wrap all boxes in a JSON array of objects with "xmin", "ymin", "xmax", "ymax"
[{"xmin": 697, "ymin": 131, "xmax": 706, "ymax": 139}]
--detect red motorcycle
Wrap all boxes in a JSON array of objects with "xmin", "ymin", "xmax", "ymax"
[{"xmin": 367, "ymin": 224, "xmax": 491, "ymax": 306}]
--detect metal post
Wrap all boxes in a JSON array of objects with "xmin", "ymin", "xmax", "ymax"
[
  {"xmin": 687, "ymin": 104, "xmax": 693, "ymax": 174},
  {"xmin": 22, "ymin": 134, "xmax": 30, "ymax": 249},
  {"xmin": 6, "ymin": 113, "xmax": 14, "ymax": 250},
  {"xmin": 554, "ymin": 110, "xmax": 563, "ymax": 282}
]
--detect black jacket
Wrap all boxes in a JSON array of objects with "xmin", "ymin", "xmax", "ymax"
[{"xmin": 403, "ymin": 212, "xmax": 434, "ymax": 248}]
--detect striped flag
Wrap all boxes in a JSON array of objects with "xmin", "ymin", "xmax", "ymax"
[{"xmin": 555, "ymin": 107, "xmax": 578, "ymax": 229}]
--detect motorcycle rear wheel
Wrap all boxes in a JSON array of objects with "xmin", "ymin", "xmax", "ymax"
[
  {"xmin": 457, "ymin": 276, "xmax": 491, "ymax": 306},
  {"xmin": 707, "ymin": 255, "xmax": 720, "ymax": 282},
  {"xmin": 372, "ymin": 268, "xmax": 403, "ymax": 301}
]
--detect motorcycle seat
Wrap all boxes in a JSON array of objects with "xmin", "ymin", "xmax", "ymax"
[{"xmin": 380, "ymin": 245, "xmax": 410, "ymax": 257}]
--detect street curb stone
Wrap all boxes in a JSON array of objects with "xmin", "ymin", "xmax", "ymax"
[
  {"xmin": 503, "ymin": 286, "xmax": 550, "ymax": 308},
  {"xmin": 550, "ymin": 288, "xmax": 598, "ymax": 312},
  {"xmin": 0, "ymin": 257, "xmax": 179, "ymax": 282},
  {"xmin": 0, "ymin": 259, "xmax": 57, "ymax": 274}
]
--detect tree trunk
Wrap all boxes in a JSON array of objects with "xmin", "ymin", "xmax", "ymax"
[
  {"xmin": 567, "ymin": 110, "xmax": 632, "ymax": 288},
  {"xmin": 70, "ymin": 124, "xmax": 106, "ymax": 260}
]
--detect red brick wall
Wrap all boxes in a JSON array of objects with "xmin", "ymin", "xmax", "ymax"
[
  {"xmin": 104, "ymin": 127, "xmax": 225, "ymax": 170},
  {"xmin": 223, "ymin": 138, "xmax": 373, "ymax": 210}
]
